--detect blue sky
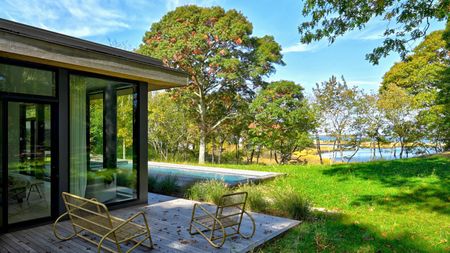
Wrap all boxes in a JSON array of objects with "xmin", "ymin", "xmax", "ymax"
[{"xmin": 0, "ymin": 0, "xmax": 445, "ymax": 94}]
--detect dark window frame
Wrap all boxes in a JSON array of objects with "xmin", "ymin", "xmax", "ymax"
[{"xmin": 0, "ymin": 57, "xmax": 59, "ymax": 232}]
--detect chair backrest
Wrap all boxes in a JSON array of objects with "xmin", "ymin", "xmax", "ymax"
[
  {"xmin": 61, "ymin": 192, "xmax": 113, "ymax": 236},
  {"xmin": 215, "ymin": 192, "xmax": 248, "ymax": 225}
]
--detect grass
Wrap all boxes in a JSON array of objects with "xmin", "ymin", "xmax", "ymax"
[
  {"xmin": 148, "ymin": 175, "xmax": 179, "ymax": 195},
  {"xmin": 186, "ymin": 153, "xmax": 450, "ymax": 252}
]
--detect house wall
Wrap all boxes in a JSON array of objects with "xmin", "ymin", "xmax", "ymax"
[{"xmin": 0, "ymin": 57, "xmax": 150, "ymax": 231}]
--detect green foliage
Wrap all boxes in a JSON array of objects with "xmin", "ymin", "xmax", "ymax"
[
  {"xmin": 156, "ymin": 175, "xmax": 179, "ymax": 195},
  {"xmin": 137, "ymin": 5, "xmax": 284, "ymax": 163},
  {"xmin": 148, "ymin": 175, "xmax": 158, "ymax": 192},
  {"xmin": 148, "ymin": 175, "xmax": 179, "ymax": 195},
  {"xmin": 440, "ymin": 21, "xmax": 450, "ymax": 149},
  {"xmin": 299, "ymin": 0, "xmax": 450, "ymax": 64},
  {"xmin": 381, "ymin": 31, "xmax": 447, "ymax": 94},
  {"xmin": 378, "ymin": 83, "xmax": 421, "ymax": 157},
  {"xmin": 117, "ymin": 93, "xmax": 134, "ymax": 159},
  {"xmin": 313, "ymin": 76, "xmax": 364, "ymax": 162},
  {"xmin": 185, "ymin": 180, "xmax": 230, "ymax": 204},
  {"xmin": 148, "ymin": 92, "xmax": 197, "ymax": 161},
  {"xmin": 381, "ymin": 30, "xmax": 449, "ymax": 151},
  {"xmin": 87, "ymin": 169, "xmax": 115, "ymax": 185},
  {"xmin": 89, "ymin": 98, "xmax": 103, "ymax": 155},
  {"xmin": 272, "ymin": 187, "xmax": 311, "ymax": 221},
  {"xmin": 116, "ymin": 168, "xmax": 136, "ymax": 189},
  {"xmin": 250, "ymin": 80, "xmax": 314, "ymax": 164},
  {"xmin": 204, "ymin": 154, "xmax": 450, "ymax": 252},
  {"xmin": 186, "ymin": 179, "xmax": 311, "ymax": 220}
]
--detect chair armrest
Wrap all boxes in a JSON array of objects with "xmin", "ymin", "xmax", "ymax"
[
  {"xmin": 53, "ymin": 212, "xmax": 78, "ymax": 240},
  {"xmin": 109, "ymin": 211, "xmax": 147, "ymax": 234},
  {"xmin": 240, "ymin": 210, "xmax": 256, "ymax": 239}
]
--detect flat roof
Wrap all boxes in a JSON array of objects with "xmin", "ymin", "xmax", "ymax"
[{"xmin": 0, "ymin": 18, "xmax": 186, "ymax": 76}]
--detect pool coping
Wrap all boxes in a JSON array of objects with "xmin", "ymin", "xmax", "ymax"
[{"xmin": 147, "ymin": 161, "xmax": 283, "ymax": 183}]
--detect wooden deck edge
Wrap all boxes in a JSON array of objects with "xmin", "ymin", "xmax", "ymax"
[{"xmin": 240, "ymin": 220, "xmax": 302, "ymax": 253}]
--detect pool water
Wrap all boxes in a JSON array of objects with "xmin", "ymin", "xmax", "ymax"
[{"xmin": 148, "ymin": 166, "xmax": 252, "ymax": 184}]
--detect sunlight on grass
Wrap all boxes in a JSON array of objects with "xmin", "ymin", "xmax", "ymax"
[{"xmin": 189, "ymin": 154, "xmax": 450, "ymax": 252}]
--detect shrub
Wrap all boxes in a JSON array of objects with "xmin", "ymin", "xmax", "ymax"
[
  {"xmin": 238, "ymin": 184, "xmax": 271, "ymax": 213},
  {"xmin": 272, "ymin": 187, "xmax": 311, "ymax": 220},
  {"xmin": 148, "ymin": 175, "xmax": 158, "ymax": 192},
  {"xmin": 185, "ymin": 180, "xmax": 311, "ymax": 220},
  {"xmin": 186, "ymin": 180, "xmax": 230, "ymax": 204},
  {"xmin": 116, "ymin": 169, "xmax": 136, "ymax": 189},
  {"xmin": 156, "ymin": 175, "xmax": 179, "ymax": 195}
]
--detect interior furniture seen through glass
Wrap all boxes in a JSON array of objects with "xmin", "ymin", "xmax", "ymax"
[
  {"xmin": 69, "ymin": 74, "xmax": 137, "ymax": 204},
  {"xmin": 7, "ymin": 102, "xmax": 52, "ymax": 224}
]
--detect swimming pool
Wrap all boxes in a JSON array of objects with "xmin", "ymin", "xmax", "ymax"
[{"xmin": 147, "ymin": 162, "xmax": 281, "ymax": 185}]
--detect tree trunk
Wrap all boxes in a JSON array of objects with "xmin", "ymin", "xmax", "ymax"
[
  {"xmin": 122, "ymin": 139, "xmax": 126, "ymax": 160},
  {"xmin": 256, "ymin": 145, "xmax": 261, "ymax": 164},
  {"xmin": 399, "ymin": 141, "xmax": 404, "ymax": 158},
  {"xmin": 199, "ymin": 130, "xmax": 206, "ymax": 164},
  {"xmin": 198, "ymin": 86, "xmax": 207, "ymax": 164},
  {"xmin": 218, "ymin": 137, "xmax": 224, "ymax": 164},
  {"xmin": 235, "ymin": 138, "xmax": 240, "ymax": 164},
  {"xmin": 377, "ymin": 139, "xmax": 383, "ymax": 158},
  {"xmin": 315, "ymin": 132, "xmax": 323, "ymax": 164},
  {"xmin": 337, "ymin": 134, "xmax": 344, "ymax": 162},
  {"xmin": 211, "ymin": 138, "xmax": 216, "ymax": 164},
  {"xmin": 249, "ymin": 149, "xmax": 255, "ymax": 164},
  {"xmin": 332, "ymin": 139, "xmax": 337, "ymax": 160}
]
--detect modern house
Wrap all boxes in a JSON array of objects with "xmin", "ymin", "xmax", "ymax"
[{"xmin": 0, "ymin": 19, "xmax": 187, "ymax": 232}]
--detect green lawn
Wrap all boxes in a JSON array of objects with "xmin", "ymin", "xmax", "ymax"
[{"xmin": 200, "ymin": 154, "xmax": 450, "ymax": 252}]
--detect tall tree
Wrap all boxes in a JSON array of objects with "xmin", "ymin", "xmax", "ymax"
[
  {"xmin": 313, "ymin": 76, "xmax": 359, "ymax": 162},
  {"xmin": 138, "ymin": 6, "xmax": 283, "ymax": 163},
  {"xmin": 378, "ymin": 83, "xmax": 422, "ymax": 158},
  {"xmin": 250, "ymin": 81, "xmax": 314, "ymax": 164},
  {"xmin": 440, "ymin": 21, "xmax": 450, "ymax": 149},
  {"xmin": 381, "ymin": 30, "xmax": 449, "ymax": 151},
  {"xmin": 299, "ymin": 0, "xmax": 450, "ymax": 64}
]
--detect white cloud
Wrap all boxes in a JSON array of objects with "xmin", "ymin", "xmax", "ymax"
[
  {"xmin": 342, "ymin": 18, "xmax": 387, "ymax": 41},
  {"xmin": 0, "ymin": 0, "xmax": 130, "ymax": 38},
  {"xmin": 282, "ymin": 41, "xmax": 327, "ymax": 54}
]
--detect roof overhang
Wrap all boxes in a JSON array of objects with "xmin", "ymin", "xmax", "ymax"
[{"xmin": 0, "ymin": 19, "xmax": 188, "ymax": 90}]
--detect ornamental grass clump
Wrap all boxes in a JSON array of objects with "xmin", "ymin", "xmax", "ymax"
[
  {"xmin": 272, "ymin": 187, "xmax": 311, "ymax": 220},
  {"xmin": 156, "ymin": 175, "xmax": 179, "ymax": 195},
  {"xmin": 186, "ymin": 180, "xmax": 230, "ymax": 204},
  {"xmin": 238, "ymin": 184, "xmax": 272, "ymax": 213}
]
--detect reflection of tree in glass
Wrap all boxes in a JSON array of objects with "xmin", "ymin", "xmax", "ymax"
[
  {"xmin": 0, "ymin": 63, "xmax": 54, "ymax": 96},
  {"xmin": 89, "ymin": 99, "xmax": 103, "ymax": 156},
  {"xmin": 117, "ymin": 93, "xmax": 134, "ymax": 160}
]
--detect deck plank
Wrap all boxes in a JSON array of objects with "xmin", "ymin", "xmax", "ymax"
[{"xmin": 0, "ymin": 193, "xmax": 300, "ymax": 253}]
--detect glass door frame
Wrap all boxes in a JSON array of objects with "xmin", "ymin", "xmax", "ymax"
[{"xmin": 1, "ymin": 96, "xmax": 58, "ymax": 232}]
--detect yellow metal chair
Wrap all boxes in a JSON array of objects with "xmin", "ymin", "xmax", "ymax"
[
  {"xmin": 53, "ymin": 192, "xmax": 153, "ymax": 253},
  {"xmin": 189, "ymin": 192, "xmax": 256, "ymax": 248}
]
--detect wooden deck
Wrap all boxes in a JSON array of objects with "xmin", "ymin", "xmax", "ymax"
[{"xmin": 0, "ymin": 193, "xmax": 300, "ymax": 253}]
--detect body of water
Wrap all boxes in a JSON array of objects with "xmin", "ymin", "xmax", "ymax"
[{"xmin": 321, "ymin": 147, "xmax": 436, "ymax": 163}]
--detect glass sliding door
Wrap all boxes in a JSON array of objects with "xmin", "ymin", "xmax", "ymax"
[
  {"xmin": 7, "ymin": 102, "xmax": 52, "ymax": 224},
  {"xmin": 70, "ymin": 74, "xmax": 137, "ymax": 204},
  {"xmin": 0, "ymin": 61, "xmax": 56, "ymax": 229}
]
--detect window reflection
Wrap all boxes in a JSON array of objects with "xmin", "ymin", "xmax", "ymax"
[{"xmin": 70, "ymin": 75, "xmax": 137, "ymax": 203}]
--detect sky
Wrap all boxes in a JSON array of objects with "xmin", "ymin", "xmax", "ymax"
[{"xmin": 0, "ymin": 0, "xmax": 445, "ymax": 94}]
